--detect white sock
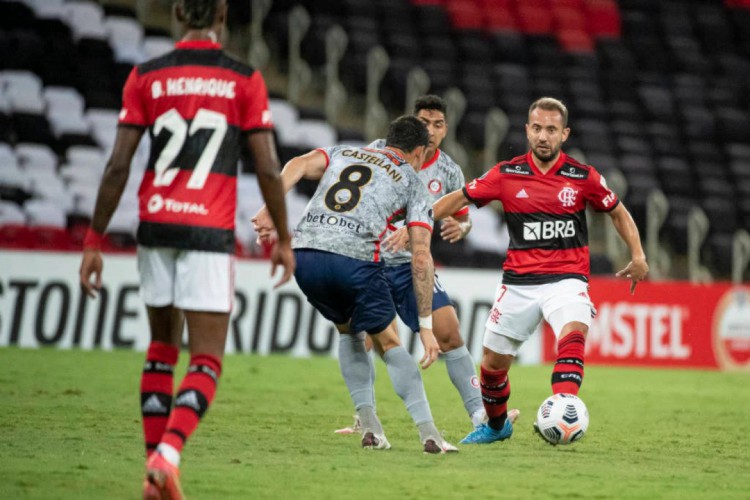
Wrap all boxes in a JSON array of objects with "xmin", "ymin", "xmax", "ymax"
[
  {"xmin": 471, "ymin": 408, "xmax": 487, "ymax": 428},
  {"xmin": 156, "ymin": 443, "xmax": 181, "ymax": 468}
]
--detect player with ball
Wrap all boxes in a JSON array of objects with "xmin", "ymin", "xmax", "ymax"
[{"xmin": 432, "ymin": 97, "xmax": 648, "ymax": 445}]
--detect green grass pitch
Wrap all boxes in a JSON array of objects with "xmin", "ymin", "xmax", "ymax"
[{"xmin": 1, "ymin": 348, "xmax": 748, "ymax": 499}]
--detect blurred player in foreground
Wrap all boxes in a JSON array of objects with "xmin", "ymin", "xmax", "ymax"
[
  {"xmin": 79, "ymin": 0, "xmax": 294, "ymax": 497},
  {"xmin": 432, "ymin": 97, "xmax": 648, "ymax": 444},
  {"xmin": 253, "ymin": 116, "xmax": 457, "ymax": 453}
]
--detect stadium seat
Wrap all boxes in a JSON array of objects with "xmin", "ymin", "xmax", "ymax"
[
  {"xmin": 24, "ymin": 199, "xmax": 68, "ymax": 227},
  {"xmin": 0, "ymin": 200, "xmax": 26, "ymax": 226},
  {"xmin": 294, "ymin": 119, "xmax": 337, "ymax": 149},
  {"xmin": 142, "ymin": 36, "xmax": 174, "ymax": 60},
  {"xmin": 105, "ymin": 15, "xmax": 144, "ymax": 64},
  {"xmin": 15, "ymin": 143, "xmax": 57, "ymax": 174},
  {"xmin": 63, "ymin": 0, "xmax": 107, "ymax": 40}
]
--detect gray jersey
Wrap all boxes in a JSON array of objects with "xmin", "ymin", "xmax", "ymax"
[
  {"xmin": 292, "ymin": 145, "xmax": 433, "ymax": 262},
  {"xmin": 369, "ymin": 139, "xmax": 468, "ymax": 265}
]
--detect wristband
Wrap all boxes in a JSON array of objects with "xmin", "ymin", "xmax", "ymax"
[
  {"xmin": 83, "ymin": 228, "xmax": 104, "ymax": 250},
  {"xmin": 418, "ymin": 315, "xmax": 432, "ymax": 330}
]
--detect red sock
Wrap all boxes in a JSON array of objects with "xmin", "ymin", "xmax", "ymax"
[
  {"xmin": 480, "ymin": 366, "xmax": 510, "ymax": 430},
  {"xmin": 160, "ymin": 354, "xmax": 222, "ymax": 454},
  {"xmin": 141, "ymin": 342, "xmax": 179, "ymax": 457},
  {"xmin": 551, "ymin": 331, "xmax": 585, "ymax": 395}
]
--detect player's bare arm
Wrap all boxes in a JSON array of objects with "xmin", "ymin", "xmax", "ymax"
[
  {"xmin": 609, "ymin": 202, "xmax": 649, "ymax": 294},
  {"xmin": 249, "ymin": 130, "xmax": 295, "ymax": 287},
  {"xmin": 252, "ymin": 149, "xmax": 327, "ymax": 238},
  {"xmin": 433, "ymin": 189, "xmax": 471, "ymax": 222},
  {"xmin": 408, "ymin": 224, "xmax": 439, "ymax": 369},
  {"xmin": 384, "ymin": 211, "xmax": 471, "ymax": 252},
  {"xmin": 440, "ymin": 213, "xmax": 472, "ymax": 243},
  {"xmin": 80, "ymin": 126, "xmax": 143, "ymax": 298}
]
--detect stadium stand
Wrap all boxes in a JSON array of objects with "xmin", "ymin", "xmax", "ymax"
[{"xmin": 0, "ymin": 0, "xmax": 748, "ymax": 280}]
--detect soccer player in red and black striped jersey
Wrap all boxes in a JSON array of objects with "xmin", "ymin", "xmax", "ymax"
[
  {"xmin": 78, "ymin": 1, "xmax": 294, "ymax": 497},
  {"xmin": 434, "ymin": 97, "xmax": 648, "ymax": 445}
]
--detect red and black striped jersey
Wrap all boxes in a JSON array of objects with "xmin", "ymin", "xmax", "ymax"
[
  {"xmin": 463, "ymin": 151, "xmax": 619, "ymax": 284},
  {"xmin": 119, "ymin": 40, "xmax": 273, "ymax": 253}
]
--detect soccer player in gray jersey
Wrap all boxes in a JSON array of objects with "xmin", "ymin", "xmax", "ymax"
[
  {"xmin": 358, "ymin": 96, "xmax": 518, "ymax": 431},
  {"xmin": 253, "ymin": 116, "xmax": 458, "ymax": 453}
]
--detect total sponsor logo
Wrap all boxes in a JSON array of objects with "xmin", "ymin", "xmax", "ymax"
[
  {"xmin": 147, "ymin": 194, "xmax": 209, "ymax": 215},
  {"xmin": 305, "ymin": 212, "xmax": 362, "ymax": 233},
  {"xmin": 523, "ymin": 220, "xmax": 576, "ymax": 240},
  {"xmin": 587, "ymin": 302, "xmax": 691, "ymax": 360}
]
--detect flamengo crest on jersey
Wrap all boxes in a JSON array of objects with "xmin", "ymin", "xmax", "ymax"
[
  {"xmin": 118, "ymin": 40, "xmax": 273, "ymax": 253},
  {"xmin": 292, "ymin": 145, "xmax": 433, "ymax": 263},
  {"xmin": 368, "ymin": 139, "xmax": 466, "ymax": 265},
  {"xmin": 463, "ymin": 151, "xmax": 620, "ymax": 285}
]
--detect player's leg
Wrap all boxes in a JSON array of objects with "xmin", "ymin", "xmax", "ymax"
[
  {"xmin": 335, "ymin": 323, "xmax": 382, "ymax": 442},
  {"xmin": 137, "ymin": 247, "xmax": 183, "ymax": 458},
  {"xmin": 145, "ymin": 250, "xmax": 233, "ymax": 499},
  {"xmin": 431, "ymin": 304, "xmax": 484, "ymax": 428},
  {"xmin": 542, "ymin": 280, "xmax": 594, "ymax": 396},
  {"xmin": 142, "ymin": 306, "xmax": 184, "ymax": 457},
  {"xmin": 293, "ymin": 250, "xmax": 385, "ymax": 446},
  {"xmin": 460, "ymin": 283, "xmax": 539, "ymax": 444},
  {"xmin": 389, "ymin": 264, "xmax": 484, "ymax": 427},
  {"xmin": 367, "ymin": 325, "xmax": 457, "ymax": 453}
]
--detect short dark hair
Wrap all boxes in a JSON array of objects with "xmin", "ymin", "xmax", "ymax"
[
  {"xmin": 413, "ymin": 94, "xmax": 447, "ymax": 116},
  {"xmin": 178, "ymin": 0, "xmax": 222, "ymax": 29},
  {"xmin": 385, "ymin": 115, "xmax": 429, "ymax": 153}
]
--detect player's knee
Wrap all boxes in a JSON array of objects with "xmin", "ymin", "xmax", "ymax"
[
  {"xmin": 482, "ymin": 351, "xmax": 514, "ymax": 371},
  {"xmin": 435, "ymin": 329, "xmax": 464, "ymax": 352},
  {"xmin": 559, "ymin": 322, "xmax": 588, "ymax": 338},
  {"xmin": 370, "ymin": 327, "xmax": 401, "ymax": 352}
]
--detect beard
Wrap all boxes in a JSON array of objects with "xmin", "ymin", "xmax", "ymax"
[{"xmin": 531, "ymin": 142, "xmax": 560, "ymax": 162}]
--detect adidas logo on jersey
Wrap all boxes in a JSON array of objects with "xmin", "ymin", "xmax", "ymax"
[{"xmin": 516, "ymin": 188, "xmax": 529, "ymax": 198}]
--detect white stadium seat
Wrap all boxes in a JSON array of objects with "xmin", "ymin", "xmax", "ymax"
[
  {"xmin": 269, "ymin": 99, "xmax": 300, "ymax": 145},
  {"xmin": 48, "ymin": 112, "xmax": 91, "ymax": 137},
  {"xmin": 24, "ymin": 199, "xmax": 68, "ymax": 228},
  {"xmin": 63, "ymin": 0, "xmax": 107, "ymax": 40},
  {"xmin": 0, "ymin": 70, "xmax": 44, "ymax": 96},
  {"xmin": 7, "ymin": 87, "xmax": 45, "ymax": 114},
  {"xmin": 86, "ymin": 108, "xmax": 120, "ymax": 149},
  {"xmin": 106, "ymin": 16, "xmax": 145, "ymax": 62},
  {"xmin": 22, "ymin": 0, "xmax": 65, "ymax": 19},
  {"xmin": 44, "ymin": 86, "xmax": 86, "ymax": 117},
  {"xmin": 294, "ymin": 119, "xmax": 337, "ymax": 149},
  {"xmin": 15, "ymin": 143, "xmax": 58, "ymax": 174},
  {"xmin": 0, "ymin": 201, "xmax": 26, "ymax": 225},
  {"xmin": 142, "ymin": 36, "xmax": 175, "ymax": 60},
  {"xmin": 66, "ymin": 145, "xmax": 106, "ymax": 167}
]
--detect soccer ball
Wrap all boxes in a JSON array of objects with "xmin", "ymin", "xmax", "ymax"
[{"xmin": 534, "ymin": 393, "xmax": 589, "ymax": 445}]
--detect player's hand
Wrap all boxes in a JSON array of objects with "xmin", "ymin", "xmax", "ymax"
[
  {"xmin": 79, "ymin": 249, "xmax": 103, "ymax": 298},
  {"xmin": 383, "ymin": 226, "xmax": 410, "ymax": 253},
  {"xmin": 251, "ymin": 206, "xmax": 277, "ymax": 245},
  {"xmin": 440, "ymin": 216, "xmax": 467, "ymax": 243},
  {"xmin": 615, "ymin": 256, "xmax": 649, "ymax": 295},
  {"xmin": 270, "ymin": 238, "xmax": 295, "ymax": 288},
  {"xmin": 418, "ymin": 327, "xmax": 439, "ymax": 369}
]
